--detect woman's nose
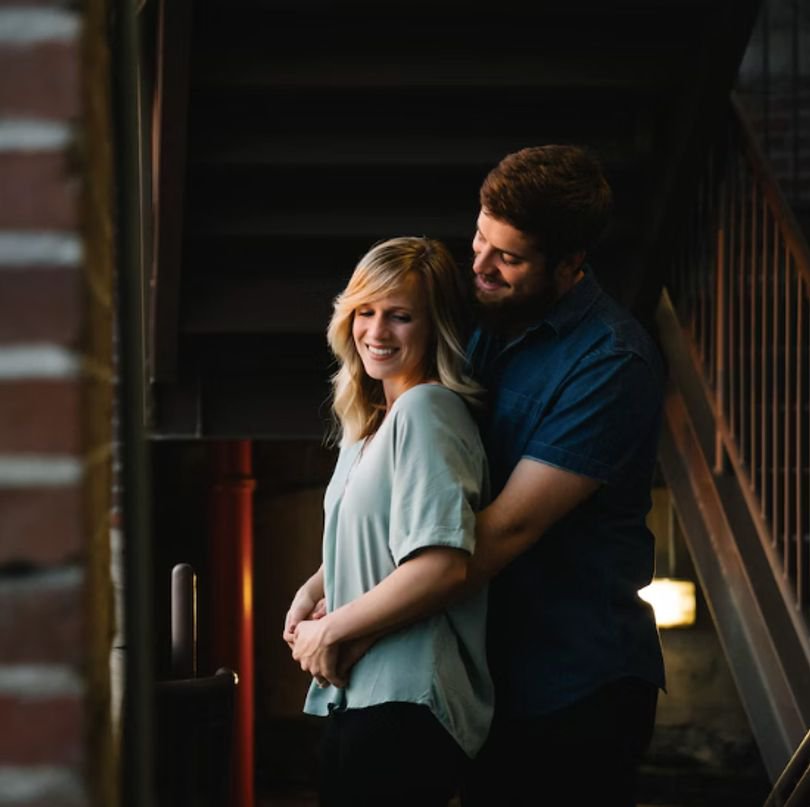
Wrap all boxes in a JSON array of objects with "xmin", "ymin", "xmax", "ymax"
[{"xmin": 368, "ymin": 315, "xmax": 389, "ymax": 339}]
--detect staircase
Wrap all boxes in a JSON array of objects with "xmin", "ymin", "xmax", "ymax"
[{"xmin": 148, "ymin": 0, "xmax": 760, "ymax": 439}]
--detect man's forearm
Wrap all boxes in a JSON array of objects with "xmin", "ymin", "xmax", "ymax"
[
  {"xmin": 467, "ymin": 458, "xmax": 601, "ymax": 590},
  {"xmin": 466, "ymin": 504, "xmax": 537, "ymax": 590}
]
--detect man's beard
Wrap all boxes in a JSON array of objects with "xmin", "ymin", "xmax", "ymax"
[{"xmin": 472, "ymin": 283, "xmax": 561, "ymax": 336}]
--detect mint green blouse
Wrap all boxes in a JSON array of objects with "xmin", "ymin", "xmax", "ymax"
[{"xmin": 303, "ymin": 383, "xmax": 493, "ymax": 758}]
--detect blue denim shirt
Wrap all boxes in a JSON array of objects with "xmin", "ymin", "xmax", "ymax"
[{"xmin": 467, "ymin": 267, "xmax": 666, "ymax": 716}]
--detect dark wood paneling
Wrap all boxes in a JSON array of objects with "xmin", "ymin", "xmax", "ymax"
[{"xmin": 149, "ymin": 0, "xmax": 759, "ymax": 436}]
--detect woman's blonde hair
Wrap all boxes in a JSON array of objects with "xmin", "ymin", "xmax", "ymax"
[{"xmin": 326, "ymin": 236, "xmax": 482, "ymax": 445}]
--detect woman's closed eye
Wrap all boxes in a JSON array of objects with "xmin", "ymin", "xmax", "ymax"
[{"xmin": 356, "ymin": 309, "xmax": 412, "ymax": 323}]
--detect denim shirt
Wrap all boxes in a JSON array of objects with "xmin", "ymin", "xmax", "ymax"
[{"xmin": 467, "ymin": 267, "xmax": 666, "ymax": 716}]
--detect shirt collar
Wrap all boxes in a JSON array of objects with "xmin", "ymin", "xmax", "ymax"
[{"xmin": 539, "ymin": 264, "xmax": 602, "ymax": 337}]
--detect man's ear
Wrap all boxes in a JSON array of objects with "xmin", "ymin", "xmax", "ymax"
[{"xmin": 555, "ymin": 250, "xmax": 587, "ymax": 285}]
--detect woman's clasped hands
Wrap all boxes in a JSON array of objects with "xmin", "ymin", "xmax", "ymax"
[
  {"xmin": 291, "ymin": 616, "xmax": 343, "ymax": 689},
  {"xmin": 283, "ymin": 592, "xmax": 378, "ymax": 689},
  {"xmin": 283, "ymin": 591, "xmax": 335, "ymax": 688}
]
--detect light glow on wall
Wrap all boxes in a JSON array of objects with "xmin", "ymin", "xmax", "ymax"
[{"xmin": 639, "ymin": 577, "xmax": 697, "ymax": 628}]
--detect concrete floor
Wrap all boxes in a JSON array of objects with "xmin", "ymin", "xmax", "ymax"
[
  {"xmin": 256, "ymin": 767, "xmax": 772, "ymax": 807},
  {"xmin": 257, "ymin": 795, "xmax": 675, "ymax": 807}
]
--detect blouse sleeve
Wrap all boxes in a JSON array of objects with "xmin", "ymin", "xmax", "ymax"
[{"xmin": 386, "ymin": 386, "xmax": 488, "ymax": 566}]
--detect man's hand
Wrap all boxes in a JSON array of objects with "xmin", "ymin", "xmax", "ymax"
[{"xmin": 292, "ymin": 617, "xmax": 347, "ymax": 688}]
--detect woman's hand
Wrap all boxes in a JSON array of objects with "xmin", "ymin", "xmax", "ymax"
[
  {"xmin": 283, "ymin": 592, "xmax": 326, "ymax": 647},
  {"xmin": 292, "ymin": 617, "xmax": 347, "ymax": 688},
  {"xmin": 283, "ymin": 566, "xmax": 326, "ymax": 648}
]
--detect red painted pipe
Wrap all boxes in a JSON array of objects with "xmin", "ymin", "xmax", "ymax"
[{"xmin": 209, "ymin": 440, "xmax": 255, "ymax": 807}]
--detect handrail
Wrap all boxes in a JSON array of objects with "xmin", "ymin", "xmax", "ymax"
[
  {"xmin": 765, "ymin": 727, "xmax": 810, "ymax": 806},
  {"xmin": 665, "ymin": 97, "xmax": 810, "ymax": 650}
]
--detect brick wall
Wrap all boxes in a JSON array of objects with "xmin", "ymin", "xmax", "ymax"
[{"xmin": 0, "ymin": 2, "xmax": 116, "ymax": 806}]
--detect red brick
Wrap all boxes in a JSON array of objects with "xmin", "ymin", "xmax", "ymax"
[
  {"xmin": 7, "ymin": 796, "xmax": 87, "ymax": 807},
  {"xmin": 0, "ymin": 0, "xmax": 75, "ymax": 5},
  {"xmin": 0, "ymin": 42, "xmax": 79, "ymax": 119},
  {"xmin": 0, "ymin": 573, "xmax": 83, "ymax": 664},
  {"xmin": 0, "ymin": 381, "xmax": 81, "ymax": 453},
  {"xmin": 0, "ymin": 268, "xmax": 81, "ymax": 344},
  {"xmin": 4, "ymin": 795, "xmax": 87, "ymax": 807},
  {"xmin": 0, "ymin": 488, "xmax": 83, "ymax": 565},
  {"xmin": 0, "ymin": 693, "xmax": 82, "ymax": 765},
  {"xmin": 0, "ymin": 766, "xmax": 87, "ymax": 807},
  {"xmin": 0, "ymin": 152, "xmax": 78, "ymax": 230}
]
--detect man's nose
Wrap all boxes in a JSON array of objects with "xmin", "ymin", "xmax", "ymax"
[{"xmin": 473, "ymin": 246, "xmax": 494, "ymax": 274}]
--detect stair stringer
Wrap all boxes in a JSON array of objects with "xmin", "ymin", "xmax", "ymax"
[{"xmin": 656, "ymin": 289, "xmax": 810, "ymax": 781}]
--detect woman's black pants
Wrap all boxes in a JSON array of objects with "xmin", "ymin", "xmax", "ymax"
[{"xmin": 317, "ymin": 701, "xmax": 467, "ymax": 807}]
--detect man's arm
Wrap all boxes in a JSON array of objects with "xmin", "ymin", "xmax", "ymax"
[{"xmin": 468, "ymin": 458, "xmax": 600, "ymax": 587}]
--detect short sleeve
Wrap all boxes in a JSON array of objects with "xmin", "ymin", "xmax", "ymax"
[
  {"xmin": 387, "ymin": 387, "xmax": 487, "ymax": 565},
  {"xmin": 523, "ymin": 349, "xmax": 663, "ymax": 485}
]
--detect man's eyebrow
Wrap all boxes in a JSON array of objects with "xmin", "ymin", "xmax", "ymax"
[{"xmin": 477, "ymin": 223, "xmax": 529, "ymax": 260}]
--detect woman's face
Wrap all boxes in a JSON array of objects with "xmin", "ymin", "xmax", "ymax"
[{"xmin": 352, "ymin": 272, "xmax": 433, "ymax": 406}]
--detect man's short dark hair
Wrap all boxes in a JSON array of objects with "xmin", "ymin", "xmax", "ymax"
[{"xmin": 479, "ymin": 144, "xmax": 614, "ymax": 268}]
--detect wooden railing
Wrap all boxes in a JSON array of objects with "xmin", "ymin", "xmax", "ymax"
[{"xmin": 666, "ymin": 94, "xmax": 810, "ymax": 635}]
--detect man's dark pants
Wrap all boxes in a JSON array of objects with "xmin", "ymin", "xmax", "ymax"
[{"xmin": 461, "ymin": 676, "xmax": 658, "ymax": 806}]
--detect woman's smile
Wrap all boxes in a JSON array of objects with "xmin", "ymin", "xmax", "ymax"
[{"xmin": 365, "ymin": 344, "xmax": 398, "ymax": 359}]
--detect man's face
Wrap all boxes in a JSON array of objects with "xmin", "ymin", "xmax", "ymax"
[{"xmin": 471, "ymin": 208, "xmax": 557, "ymax": 325}]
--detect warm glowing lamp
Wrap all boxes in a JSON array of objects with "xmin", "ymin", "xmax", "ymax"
[{"xmin": 638, "ymin": 578, "xmax": 696, "ymax": 628}]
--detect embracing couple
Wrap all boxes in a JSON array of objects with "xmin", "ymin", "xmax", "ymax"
[{"xmin": 282, "ymin": 144, "xmax": 666, "ymax": 807}]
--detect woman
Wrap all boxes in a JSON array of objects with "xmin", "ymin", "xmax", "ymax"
[{"xmin": 283, "ymin": 236, "xmax": 493, "ymax": 806}]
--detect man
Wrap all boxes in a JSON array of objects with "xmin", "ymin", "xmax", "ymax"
[
  {"xmin": 288, "ymin": 144, "xmax": 665, "ymax": 806},
  {"xmin": 461, "ymin": 144, "xmax": 665, "ymax": 806}
]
